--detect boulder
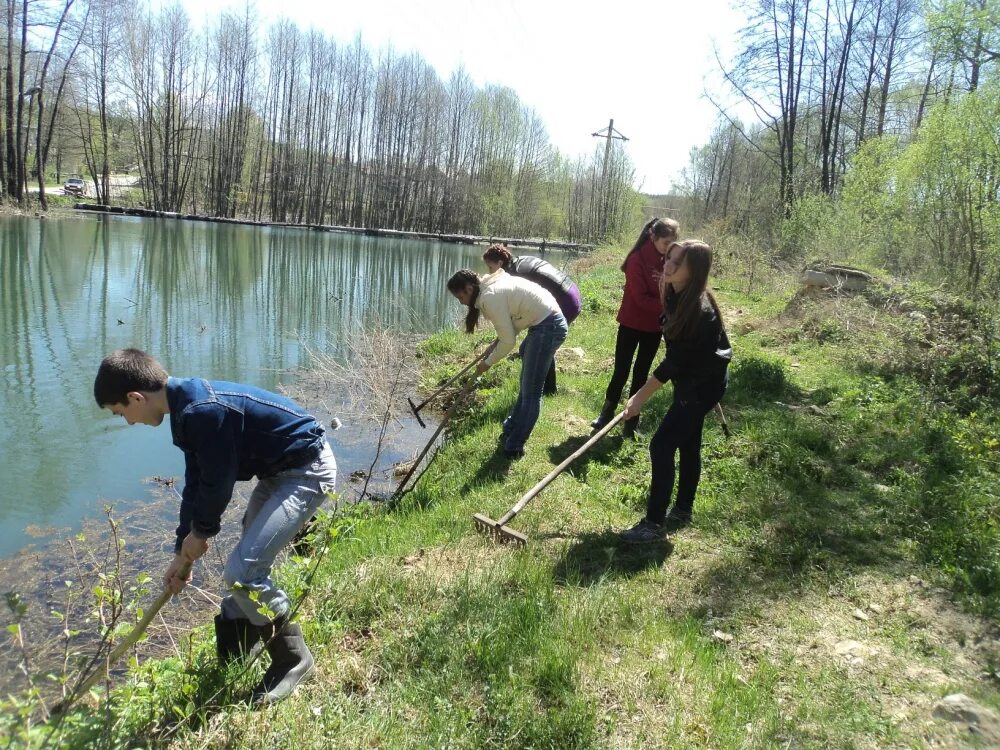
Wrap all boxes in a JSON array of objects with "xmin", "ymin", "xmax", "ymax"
[
  {"xmin": 800, "ymin": 265, "xmax": 872, "ymax": 292},
  {"xmin": 932, "ymin": 693, "xmax": 1000, "ymax": 744}
]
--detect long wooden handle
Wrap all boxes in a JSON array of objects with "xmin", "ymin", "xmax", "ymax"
[
  {"xmin": 56, "ymin": 562, "xmax": 191, "ymax": 710},
  {"xmin": 496, "ymin": 411, "xmax": 626, "ymax": 526},
  {"xmin": 413, "ymin": 342, "xmax": 496, "ymax": 413},
  {"xmin": 394, "ymin": 376, "xmax": 479, "ymax": 497}
]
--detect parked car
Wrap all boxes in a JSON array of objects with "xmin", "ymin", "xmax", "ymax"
[{"xmin": 63, "ymin": 176, "xmax": 86, "ymax": 196}]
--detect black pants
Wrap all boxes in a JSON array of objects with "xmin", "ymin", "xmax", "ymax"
[
  {"xmin": 645, "ymin": 384, "xmax": 725, "ymax": 523},
  {"xmin": 604, "ymin": 325, "xmax": 662, "ymax": 404}
]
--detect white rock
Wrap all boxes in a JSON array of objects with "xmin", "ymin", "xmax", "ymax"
[
  {"xmin": 800, "ymin": 267, "xmax": 872, "ymax": 291},
  {"xmin": 834, "ymin": 640, "xmax": 867, "ymax": 656},
  {"xmin": 932, "ymin": 694, "xmax": 1000, "ymax": 744}
]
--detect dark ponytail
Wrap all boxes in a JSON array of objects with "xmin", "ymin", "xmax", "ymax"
[
  {"xmin": 620, "ymin": 217, "xmax": 680, "ymax": 272},
  {"xmin": 447, "ymin": 269, "xmax": 482, "ymax": 333}
]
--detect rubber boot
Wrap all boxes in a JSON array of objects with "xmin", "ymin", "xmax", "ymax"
[
  {"xmin": 251, "ymin": 617, "xmax": 315, "ymax": 705},
  {"xmin": 590, "ymin": 400, "xmax": 617, "ymax": 431},
  {"xmin": 214, "ymin": 614, "xmax": 260, "ymax": 665},
  {"xmin": 622, "ymin": 415, "xmax": 640, "ymax": 440}
]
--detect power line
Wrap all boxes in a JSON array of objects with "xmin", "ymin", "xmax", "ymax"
[{"xmin": 591, "ymin": 118, "xmax": 628, "ymax": 238}]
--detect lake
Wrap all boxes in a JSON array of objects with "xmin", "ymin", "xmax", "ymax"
[{"xmin": 0, "ymin": 213, "xmax": 569, "ymax": 559}]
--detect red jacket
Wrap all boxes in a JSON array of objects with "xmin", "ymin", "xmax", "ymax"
[{"xmin": 616, "ymin": 238, "xmax": 664, "ymax": 332}]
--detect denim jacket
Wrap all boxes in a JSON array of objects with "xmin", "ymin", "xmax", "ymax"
[{"xmin": 167, "ymin": 377, "xmax": 325, "ymax": 552}]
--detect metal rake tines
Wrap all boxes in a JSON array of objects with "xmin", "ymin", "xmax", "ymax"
[{"xmin": 472, "ymin": 513, "xmax": 527, "ymax": 546}]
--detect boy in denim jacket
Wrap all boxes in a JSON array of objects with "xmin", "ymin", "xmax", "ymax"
[{"xmin": 94, "ymin": 348, "xmax": 336, "ymax": 704}]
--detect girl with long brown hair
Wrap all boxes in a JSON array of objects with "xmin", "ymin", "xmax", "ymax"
[
  {"xmin": 618, "ymin": 240, "xmax": 732, "ymax": 542},
  {"xmin": 591, "ymin": 217, "xmax": 680, "ymax": 438}
]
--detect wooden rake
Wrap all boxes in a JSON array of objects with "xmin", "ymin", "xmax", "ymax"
[
  {"xmin": 50, "ymin": 561, "xmax": 192, "ymax": 715},
  {"xmin": 394, "ymin": 375, "xmax": 480, "ymax": 500},
  {"xmin": 474, "ymin": 412, "xmax": 627, "ymax": 545},
  {"xmin": 474, "ymin": 400, "xmax": 732, "ymax": 545},
  {"xmin": 407, "ymin": 342, "xmax": 496, "ymax": 428}
]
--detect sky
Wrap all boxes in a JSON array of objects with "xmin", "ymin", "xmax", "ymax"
[{"xmin": 172, "ymin": 0, "xmax": 748, "ymax": 195}]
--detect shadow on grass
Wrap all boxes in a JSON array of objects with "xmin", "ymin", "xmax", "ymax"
[
  {"xmin": 463, "ymin": 443, "xmax": 516, "ymax": 491},
  {"xmin": 552, "ymin": 530, "xmax": 674, "ymax": 587},
  {"xmin": 675, "ymin": 388, "xmax": 1000, "ymax": 616},
  {"xmin": 544, "ymin": 431, "xmax": 626, "ymax": 478}
]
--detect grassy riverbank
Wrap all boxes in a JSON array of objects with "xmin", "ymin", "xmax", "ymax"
[{"xmin": 5, "ymin": 248, "xmax": 1000, "ymax": 748}]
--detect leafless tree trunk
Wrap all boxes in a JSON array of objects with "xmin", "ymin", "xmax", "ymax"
[
  {"xmin": 34, "ymin": 0, "xmax": 83, "ymax": 210},
  {"xmin": 5, "ymin": 0, "xmax": 20, "ymax": 197}
]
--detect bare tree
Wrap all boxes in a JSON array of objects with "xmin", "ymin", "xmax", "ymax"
[
  {"xmin": 720, "ymin": 0, "xmax": 813, "ymax": 213},
  {"xmin": 205, "ymin": 7, "xmax": 257, "ymax": 218},
  {"xmin": 34, "ymin": 0, "xmax": 88, "ymax": 209}
]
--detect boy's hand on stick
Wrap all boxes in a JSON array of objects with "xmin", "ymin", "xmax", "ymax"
[
  {"xmin": 164, "ymin": 555, "xmax": 193, "ymax": 594},
  {"xmin": 164, "ymin": 533, "xmax": 209, "ymax": 594}
]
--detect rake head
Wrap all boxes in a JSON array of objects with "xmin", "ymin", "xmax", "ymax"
[
  {"xmin": 407, "ymin": 396, "xmax": 427, "ymax": 428},
  {"xmin": 473, "ymin": 513, "xmax": 527, "ymax": 546}
]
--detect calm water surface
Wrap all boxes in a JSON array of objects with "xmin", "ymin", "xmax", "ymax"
[{"xmin": 0, "ymin": 214, "xmax": 567, "ymax": 558}]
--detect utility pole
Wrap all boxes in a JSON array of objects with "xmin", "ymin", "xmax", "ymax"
[{"xmin": 591, "ymin": 118, "xmax": 628, "ymax": 239}]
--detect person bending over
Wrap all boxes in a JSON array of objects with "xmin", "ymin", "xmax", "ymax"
[
  {"xmin": 447, "ymin": 268, "xmax": 568, "ymax": 459},
  {"xmin": 94, "ymin": 349, "xmax": 337, "ymax": 703},
  {"xmin": 482, "ymin": 243, "xmax": 582, "ymax": 395}
]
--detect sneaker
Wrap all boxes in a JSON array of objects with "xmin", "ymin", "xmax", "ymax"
[
  {"xmin": 663, "ymin": 508, "xmax": 692, "ymax": 530},
  {"xmin": 620, "ymin": 519, "xmax": 667, "ymax": 543}
]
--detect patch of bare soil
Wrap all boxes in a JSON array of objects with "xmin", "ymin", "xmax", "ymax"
[{"xmin": 657, "ymin": 546, "xmax": 1000, "ymax": 747}]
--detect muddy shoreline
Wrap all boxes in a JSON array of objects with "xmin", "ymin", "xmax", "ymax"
[{"xmin": 0, "ymin": 383, "xmax": 446, "ymax": 699}]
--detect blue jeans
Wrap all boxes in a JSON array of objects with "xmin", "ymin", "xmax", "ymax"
[
  {"xmin": 502, "ymin": 312, "xmax": 568, "ymax": 452},
  {"xmin": 220, "ymin": 442, "xmax": 336, "ymax": 625}
]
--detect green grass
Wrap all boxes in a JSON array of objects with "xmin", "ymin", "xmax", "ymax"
[{"xmin": 5, "ymin": 248, "xmax": 999, "ymax": 748}]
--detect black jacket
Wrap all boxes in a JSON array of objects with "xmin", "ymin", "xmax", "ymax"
[
  {"xmin": 652, "ymin": 294, "xmax": 732, "ymax": 395},
  {"xmin": 508, "ymin": 256, "xmax": 575, "ymax": 297}
]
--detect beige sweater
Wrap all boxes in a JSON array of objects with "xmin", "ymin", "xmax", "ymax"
[{"xmin": 477, "ymin": 269, "xmax": 561, "ymax": 366}]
